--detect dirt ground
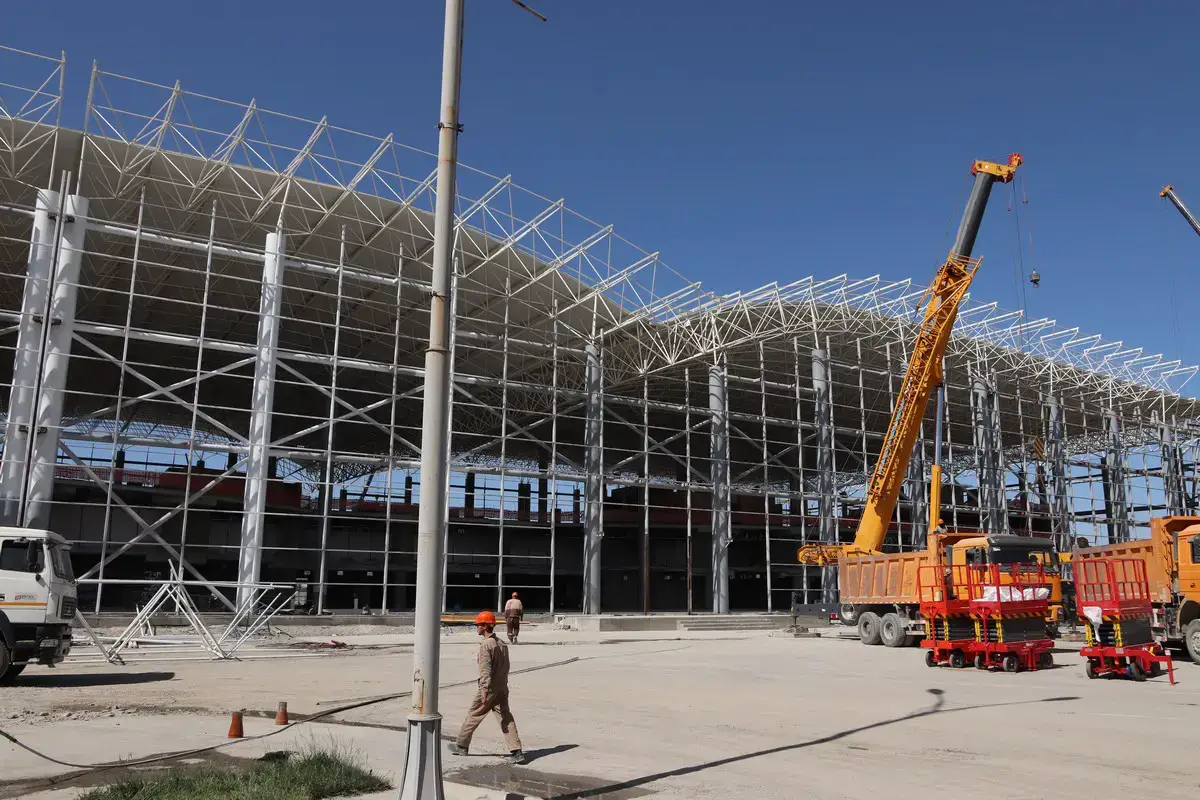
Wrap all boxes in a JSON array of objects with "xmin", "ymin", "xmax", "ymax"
[{"xmin": 2, "ymin": 625, "xmax": 1198, "ymax": 799}]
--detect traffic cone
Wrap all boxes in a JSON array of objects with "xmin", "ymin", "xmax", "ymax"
[
  {"xmin": 227, "ymin": 710, "xmax": 244, "ymax": 739},
  {"xmin": 275, "ymin": 701, "xmax": 289, "ymax": 726}
]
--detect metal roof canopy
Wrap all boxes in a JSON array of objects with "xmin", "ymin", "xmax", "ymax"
[{"xmin": 1, "ymin": 47, "xmax": 1199, "ymax": 491}]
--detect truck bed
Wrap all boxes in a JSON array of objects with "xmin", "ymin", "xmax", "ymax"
[
  {"xmin": 839, "ymin": 551, "xmax": 932, "ymax": 606},
  {"xmin": 1076, "ymin": 538, "xmax": 1171, "ymax": 605}
]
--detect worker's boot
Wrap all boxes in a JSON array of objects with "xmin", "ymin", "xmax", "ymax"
[
  {"xmin": 507, "ymin": 750, "xmax": 527, "ymax": 765},
  {"xmin": 448, "ymin": 743, "xmax": 469, "ymax": 757}
]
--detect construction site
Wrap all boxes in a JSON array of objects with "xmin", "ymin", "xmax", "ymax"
[{"xmin": 1, "ymin": 28, "xmax": 1199, "ymax": 800}]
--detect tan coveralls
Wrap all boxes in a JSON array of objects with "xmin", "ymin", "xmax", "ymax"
[
  {"xmin": 455, "ymin": 633, "xmax": 522, "ymax": 751},
  {"xmin": 504, "ymin": 597, "xmax": 524, "ymax": 638}
]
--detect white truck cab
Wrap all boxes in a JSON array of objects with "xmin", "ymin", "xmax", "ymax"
[{"xmin": 0, "ymin": 527, "xmax": 76, "ymax": 683}]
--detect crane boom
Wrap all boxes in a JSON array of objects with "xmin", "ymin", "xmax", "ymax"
[
  {"xmin": 799, "ymin": 153, "xmax": 1023, "ymax": 566},
  {"xmin": 1160, "ymin": 185, "xmax": 1200, "ymax": 238}
]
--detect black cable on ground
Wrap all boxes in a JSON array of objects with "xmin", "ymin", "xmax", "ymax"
[
  {"xmin": 1, "ymin": 641, "xmax": 692, "ymax": 787},
  {"xmin": 0, "ymin": 655, "xmax": 584, "ymax": 779}
]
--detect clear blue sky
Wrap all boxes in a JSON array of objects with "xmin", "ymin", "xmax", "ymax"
[{"xmin": 8, "ymin": 1, "xmax": 1200, "ymax": 385}]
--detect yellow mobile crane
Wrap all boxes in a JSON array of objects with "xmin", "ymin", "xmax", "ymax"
[{"xmin": 796, "ymin": 154, "xmax": 1062, "ymax": 647}]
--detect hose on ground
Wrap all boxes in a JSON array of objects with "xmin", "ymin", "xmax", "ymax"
[{"xmin": 0, "ymin": 655, "xmax": 583, "ymax": 780}]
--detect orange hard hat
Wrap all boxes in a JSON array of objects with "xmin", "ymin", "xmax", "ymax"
[{"xmin": 475, "ymin": 610, "xmax": 496, "ymax": 625}]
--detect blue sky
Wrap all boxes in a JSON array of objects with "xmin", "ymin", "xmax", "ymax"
[{"xmin": 8, "ymin": 1, "xmax": 1200, "ymax": 385}]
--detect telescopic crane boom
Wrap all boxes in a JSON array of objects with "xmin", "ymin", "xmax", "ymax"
[
  {"xmin": 1160, "ymin": 185, "xmax": 1200, "ymax": 238},
  {"xmin": 798, "ymin": 153, "xmax": 1023, "ymax": 566}
]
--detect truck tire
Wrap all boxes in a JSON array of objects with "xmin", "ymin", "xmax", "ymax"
[
  {"xmin": 880, "ymin": 613, "xmax": 906, "ymax": 648},
  {"xmin": 838, "ymin": 604, "xmax": 859, "ymax": 626},
  {"xmin": 0, "ymin": 641, "xmax": 14, "ymax": 685},
  {"xmin": 858, "ymin": 611, "xmax": 882, "ymax": 646},
  {"xmin": 1186, "ymin": 619, "xmax": 1200, "ymax": 665},
  {"xmin": 0, "ymin": 664, "xmax": 24, "ymax": 685}
]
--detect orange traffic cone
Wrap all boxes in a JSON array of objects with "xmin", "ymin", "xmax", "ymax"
[
  {"xmin": 227, "ymin": 710, "xmax": 244, "ymax": 739},
  {"xmin": 275, "ymin": 702, "xmax": 289, "ymax": 726}
]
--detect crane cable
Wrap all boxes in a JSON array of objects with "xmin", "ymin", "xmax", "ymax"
[{"xmin": 1008, "ymin": 175, "xmax": 1031, "ymax": 316}]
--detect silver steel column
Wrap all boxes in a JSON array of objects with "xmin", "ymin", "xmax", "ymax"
[
  {"xmin": 811, "ymin": 349, "xmax": 836, "ymax": 604},
  {"xmin": 1044, "ymin": 397, "xmax": 1072, "ymax": 551},
  {"xmin": 399, "ymin": 1, "xmax": 462, "ymax": 795},
  {"xmin": 709, "ymin": 359, "xmax": 730, "ymax": 614},
  {"xmin": 582, "ymin": 340, "xmax": 603, "ymax": 614},
  {"xmin": 236, "ymin": 229, "xmax": 285, "ymax": 609},
  {"xmin": 971, "ymin": 376, "xmax": 1005, "ymax": 534},
  {"xmin": 1102, "ymin": 407, "xmax": 1130, "ymax": 544},
  {"xmin": 903, "ymin": 436, "xmax": 928, "ymax": 547},
  {"xmin": 1, "ymin": 188, "xmax": 87, "ymax": 529},
  {"xmin": 1161, "ymin": 423, "xmax": 1190, "ymax": 516}
]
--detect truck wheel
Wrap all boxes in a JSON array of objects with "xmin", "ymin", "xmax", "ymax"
[
  {"xmin": 1127, "ymin": 660, "xmax": 1147, "ymax": 682},
  {"xmin": 1149, "ymin": 661, "xmax": 1163, "ymax": 678},
  {"xmin": 1003, "ymin": 653, "xmax": 1020, "ymax": 673},
  {"xmin": 974, "ymin": 653, "xmax": 986, "ymax": 670},
  {"xmin": 1085, "ymin": 659, "xmax": 1098, "ymax": 679},
  {"xmin": 924, "ymin": 649, "xmax": 937, "ymax": 668},
  {"xmin": 1186, "ymin": 619, "xmax": 1200, "ymax": 665},
  {"xmin": 858, "ymin": 612, "xmax": 882, "ymax": 646},
  {"xmin": 1038, "ymin": 652, "xmax": 1054, "ymax": 670},
  {"xmin": 0, "ymin": 664, "xmax": 24, "ymax": 685},
  {"xmin": 880, "ymin": 613, "xmax": 906, "ymax": 648},
  {"xmin": 838, "ymin": 604, "xmax": 859, "ymax": 626},
  {"xmin": 948, "ymin": 649, "xmax": 966, "ymax": 669}
]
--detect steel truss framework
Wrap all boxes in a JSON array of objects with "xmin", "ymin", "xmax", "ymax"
[{"xmin": 2, "ymin": 45, "xmax": 1200, "ymax": 614}]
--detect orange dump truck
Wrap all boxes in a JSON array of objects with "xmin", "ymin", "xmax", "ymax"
[
  {"xmin": 1075, "ymin": 516, "xmax": 1200, "ymax": 663},
  {"xmin": 838, "ymin": 533, "xmax": 1062, "ymax": 648}
]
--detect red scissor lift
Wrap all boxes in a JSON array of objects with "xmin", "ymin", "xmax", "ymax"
[
  {"xmin": 1077, "ymin": 557, "xmax": 1175, "ymax": 684},
  {"xmin": 920, "ymin": 563, "xmax": 1054, "ymax": 672},
  {"xmin": 919, "ymin": 564, "xmax": 977, "ymax": 669},
  {"xmin": 967, "ymin": 563, "xmax": 1054, "ymax": 673}
]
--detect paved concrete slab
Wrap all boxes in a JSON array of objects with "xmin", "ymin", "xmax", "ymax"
[{"xmin": 2, "ymin": 627, "xmax": 1197, "ymax": 799}]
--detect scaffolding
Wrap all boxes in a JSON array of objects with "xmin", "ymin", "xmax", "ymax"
[{"xmin": 2, "ymin": 45, "xmax": 1200, "ymax": 615}]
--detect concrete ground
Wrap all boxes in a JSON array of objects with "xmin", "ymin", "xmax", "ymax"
[{"xmin": 1, "ymin": 624, "xmax": 1197, "ymax": 799}]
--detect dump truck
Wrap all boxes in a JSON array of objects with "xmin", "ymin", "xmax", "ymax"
[
  {"xmin": 838, "ymin": 532, "xmax": 1061, "ymax": 646},
  {"xmin": 1076, "ymin": 516, "xmax": 1200, "ymax": 664},
  {"xmin": 0, "ymin": 527, "xmax": 77, "ymax": 683}
]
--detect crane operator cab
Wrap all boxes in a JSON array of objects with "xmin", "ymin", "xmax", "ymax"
[{"xmin": 942, "ymin": 533, "xmax": 1063, "ymax": 630}]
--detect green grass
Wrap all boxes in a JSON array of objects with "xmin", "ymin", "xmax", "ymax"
[{"xmin": 78, "ymin": 748, "xmax": 392, "ymax": 800}]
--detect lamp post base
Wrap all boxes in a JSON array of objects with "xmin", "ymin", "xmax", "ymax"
[{"xmin": 398, "ymin": 713, "xmax": 445, "ymax": 800}]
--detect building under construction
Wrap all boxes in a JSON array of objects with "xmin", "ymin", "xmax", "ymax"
[{"xmin": 2, "ymin": 46, "xmax": 1199, "ymax": 615}]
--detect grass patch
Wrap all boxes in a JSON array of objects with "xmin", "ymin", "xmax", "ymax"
[{"xmin": 78, "ymin": 748, "xmax": 391, "ymax": 800}]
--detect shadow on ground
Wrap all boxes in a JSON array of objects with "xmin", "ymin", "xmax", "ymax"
[
  {"xmin": 450, "ymin": 689, "xmax": 1081, "ymax": 800},
  {"xmin": 14, "ymin": 671, "xmax": 176, "ymax": 688}
]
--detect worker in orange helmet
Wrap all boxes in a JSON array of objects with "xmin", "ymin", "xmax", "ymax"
[
  {"xmin": 449, "ymin": 610, "xmax": 525, "ymax": 764},
  {"xmin": 504, "ymin": 591, "xmax": 524, "ymax": 644}
]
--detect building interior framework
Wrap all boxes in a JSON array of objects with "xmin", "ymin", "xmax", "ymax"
[{"xmin": 2, "ymin": 46, "xmax": 1199, "ymax": 615}]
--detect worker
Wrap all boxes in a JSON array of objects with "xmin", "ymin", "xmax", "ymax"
[
  {"xmin": 504, "ymin": 591, "xmax": 524, "ymax": 644},
  {"xmin": 449, "ymin": 610, "xmax": 526, "ymax": 764}
]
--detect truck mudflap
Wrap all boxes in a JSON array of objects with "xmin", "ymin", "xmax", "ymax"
[{"xmin": 15, "ymin": 625, "xmax": 72, "ymax": 666}]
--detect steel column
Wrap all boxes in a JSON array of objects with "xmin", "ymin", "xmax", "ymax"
[
  {"xmin": 582, "ymin": 340, "xmax": 604, "ymax": 614},
  {"xmin": 1044, "ymin": 396, "xmax": 1072, "ymax": 551},
  {"xmin": 236, "ymin": 229, "xmax": 285, "ymax": 609},
  {"xmin": 811, "ymin": 348, "xmax": 836, "ymax": 604},
  {"xmin": 1161, "ymin": 423, "xmax": 1190, "ymax": 516},
  {"xmin": 1, "ymin": 188, "xmax": 87, "ymax": 529},
  {"xmin": 709, "ymin": 359, "xmax": 730, "ymax": 614},
  {"xmin": 971, "ymin": 375, "xmax": 1005, "ymax": 534},
  {"xmin": 1102, "ymin": 407, "xmax": 1130, "ymax": 544}
]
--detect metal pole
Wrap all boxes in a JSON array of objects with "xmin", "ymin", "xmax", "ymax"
[{"xmin": 398, "ymin": 0, "xmax": 463, "ymax": 795}]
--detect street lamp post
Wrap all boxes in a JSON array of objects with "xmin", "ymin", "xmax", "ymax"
[
  {"xmin": 398, "ymin": 3, "xmax": 544, "ymax": 797},
  {"xmin": 397, "ymin": 1, "xmax": 465, "ymax": 797}
]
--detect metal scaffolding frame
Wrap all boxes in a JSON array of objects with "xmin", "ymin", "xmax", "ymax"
[{"xmin": 3, "ymin": 45, "xmax": 1200, "ymax": 614}]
